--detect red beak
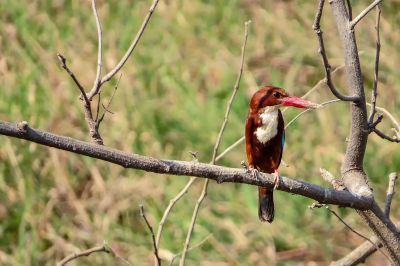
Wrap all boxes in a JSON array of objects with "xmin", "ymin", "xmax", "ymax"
[{"xmin": 279, "ymin": 96, "xmax": 321, "ymax": 109}]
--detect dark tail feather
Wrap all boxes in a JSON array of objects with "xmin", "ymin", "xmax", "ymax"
[{"xmin": 258, "ymin": 186, "xmax": 274, "ymax": 223}]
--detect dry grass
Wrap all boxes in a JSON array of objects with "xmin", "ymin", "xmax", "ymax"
[{"xmin": 0, "ymin": 0, "xmax": 399, "ymax": 265}]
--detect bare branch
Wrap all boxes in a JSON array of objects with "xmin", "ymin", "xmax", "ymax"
[
  {"xmin": 57, "ymin": 53, "xmax": 90, "ymax": 108},
  {"xmin": 320, "ymin": 168, "xmax": 345, "ymax": 191},
  {"xmin": 367, "ymin": 103, "xmax": 400, "ymax": 142},
  {"xmin": 57, "ymin": 53, "xmax": 103, "ymax": 145},
  {"xmin": 92, "ymin": 0, "xmax": 160, "ymax": 94},
  {"xmin": 284, "ymin": 99, "xmax": 340, "ymax": 129},
  {"xmin": 57, "ymin": 245, "xmax": 110, "ymax": 266},
  {"xmin": 331, "ymin": 236, "xmax": 382, "ymax": 266},
  {"xmin": 372, "ymin": 127, "xmax": 400, "ymax": 143},
  {"xmin": 95, "ymin": 92, "xmax": 102, "ymax": 123},
  {"xmin": 155, "ymin": 177, "xmax": 197, "ymax": 249},
  {"xmin": 368, "ymin": 113, "xmax": 383, "ymax": 130},
  {"xmin": 346, "ymin": 0, "xmax": 352, "ymax": 21},
  {"xmin": 179, "ymin": 21, "xmax": 251, "ymax": 265},
  {"xmin": 350, "ymin": 0, "xmax": 382, "ymax": 29},
  {"xmin": 179, "ymin": 179, "xmax": 210, "ymax": 266},
  {"xmin": 90, "ymin": 0, "xmax": 103, "ymax": 100},
  {"xmin": 328, "ymin": 207, "xmax": 389, "ymax": 262},
  {"xmin": 170, "ymin": 234, "xmax": 212, "ymax": 264},
  {"xmin": 97, "ymin": 74, "xmax": 121, "ymax": 127},
  {"xmin": 310, "ymin": 204, "xmax": 391, "ymax": 264},
  {"xmin": 313, "ymin": 0, "xmax": 359, "ymax": 102},
  {"xmin": 368, "ymin": 4, "xmax": 381, "ymax": 125},
  {"xmin": 0, "ymin": 120, "xmax": 374, "ymax": 209},
  {"xmin": 372, "ymin": 106, "xmax": 400, "ymax": 135},
  {"xmin": 211, "ymin": 20, "xmax": 250, "ymax": 163},
  {"xmin": 384, "ymin": 172, "xmax": 398, "ymax": 217},
  {"xmin": 57, "ymin": 243, "xmax": 132, "ymax": 266},
  {"xmin": 139, "ymin": 204, "xmax": 161, "ymax": 266}
]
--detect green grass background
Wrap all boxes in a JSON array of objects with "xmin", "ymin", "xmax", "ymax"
[{"xmin": 0, "ymin": 0, "xmax": 399, "ymax": 265}]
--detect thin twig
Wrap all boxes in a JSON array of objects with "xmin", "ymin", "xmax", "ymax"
[
  {"xmin": 384, "ymin": 173, "xmax": 398, "ymax": 217},
  {"xmin": 57, "ymin": 53, "xmax": 103, "ymax": 144},
  {"xmin": 331, "ymin": 236, "xmax": 382, "ymax": 266},
  {"xmin": 91, "ymin": 0, "xmax": 160, "ymax": 95},
  {"xmin": 368, "ymin": 104, "xmax": 400, "ymax": 137},
  {"xmin": 90, "ymin": 0, "xmax": 103, "ymax": 101},
  {"xmin": 57, "ymin": 245, "xmax": 110, "ymax": 266},
  {"xmin": 346, "ymin": 0, "xmax": 352, "ymax": 20},
  {"xmin": 179, "ymin": 179, "xmax": 210, "ymax": 266},
  {"xmin": 368, "ymin": 4, "xmax": 381, "ymax": 125},
  {"xmin": 284, "ymin": 99, "xmax": 340, "ymax": 129},
  {"xmin": 139, "ymin": 204, "xmax": 161, "ymax": 266},
  {"xmin": 155, "ymin": 177, "xmax": 197, "ymax": 249},
  {"xmin": 313, "ymin": 0, "xmax": 359, "ymax": 102},
  {"xmin": 319, "ymin": 168, "xmax": 345, "ymax": 191},
  {"xmin": 326, "ymin": 206, "xmax": 390, "ymax": 262},
  {"xmin": 97, "ymin": 74, "xmax": 121, "ymax": 127},
  {"xmin": 57, "ymin": 53, "xmax": 90, "ymax": 108},
  {"xmin": 179, "ymin": 20, "xmax": 251, "ymax": 266},
  {"xmin": 350, "ymin": 0, "xmax": 382, "ymax": 29},
  {"xmin": 369, "ymin": 113, "xmax": 383, "ymax": 130},
  {"xmin": 372, "ymin": 128, "xmax": 400, "ymax": 143},
  {"xmin": 299, "ymin": 65, "xmax": 345, "ymax": 101},
  {"xmin": 211, "ymin": 20, "xmax": 250, "ymax": 163},
  {"xmin": 95, "ymin": 92, "xmax": 101, "ymax": 122},
  {"xmin": 215, "ymin": 136, "xmax": 245, "ymax": 162},
  {"xmin": 170, "ymin": 234, "xmax": 212, "ymax": 265}
]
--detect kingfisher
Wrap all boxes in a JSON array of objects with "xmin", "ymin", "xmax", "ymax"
[{"xmin": 245, "ymin": 86, "xmax": 320, "ymax": 222}]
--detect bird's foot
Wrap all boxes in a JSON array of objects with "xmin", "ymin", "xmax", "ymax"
[
  {"xmin": 273, "ymin": 169, "xmax": 280, "ymax": 190},
  {"xmin": 247, "ymin": 165, "xmax": 261, "ymax": 181}
]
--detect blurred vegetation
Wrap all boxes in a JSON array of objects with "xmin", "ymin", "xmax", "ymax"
[{"xmin": 0, "ymin": 0, "xmax": 399, "ymax": 265}]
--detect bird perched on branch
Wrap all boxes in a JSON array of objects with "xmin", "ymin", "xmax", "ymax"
[{"xmin": 245, "ymin": 86, "xmax": 320, "ymax": 222}]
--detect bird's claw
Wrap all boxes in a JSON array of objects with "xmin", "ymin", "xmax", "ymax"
[
  {"xmin": 247, "ymin": 166, "xmax": 261, "ymax": 181},
  {"xmin": 273, "ymin": 169, "xmax": 280, "ymax": 190}
]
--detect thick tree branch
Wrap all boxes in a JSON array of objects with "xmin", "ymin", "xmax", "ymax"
[
  {"xmin": 329, "ymin": 0, "xmax": 400, "ymax": 263},
  {"xmin": 0, "ymin": 120, "xmax": 373, "ymax": 210}
]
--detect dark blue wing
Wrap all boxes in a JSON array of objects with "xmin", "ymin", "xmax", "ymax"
[{"xmin": 278, "ymin": 130, "xmax": 285, "ymax": 167}]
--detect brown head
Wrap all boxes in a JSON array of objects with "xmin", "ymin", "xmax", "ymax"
[{"xmin": 249, "ymin": 86, "xmax": 320, "ymax": 112}]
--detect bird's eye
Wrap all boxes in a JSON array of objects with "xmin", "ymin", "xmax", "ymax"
[{"xmin": 273, "ymin": 92, "xmax": 281, "ymax": 98}]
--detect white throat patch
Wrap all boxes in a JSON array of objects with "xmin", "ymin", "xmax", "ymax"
[{"xmin": 255, "ymin": 106, "xmax": 280, "ymax": 144}]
